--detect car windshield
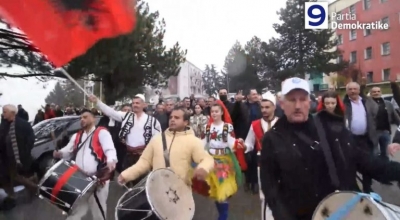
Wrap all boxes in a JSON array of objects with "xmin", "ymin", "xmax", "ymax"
[{"xmin": 33, "ymin": 118, "xmax": 78, "ymax": 140}]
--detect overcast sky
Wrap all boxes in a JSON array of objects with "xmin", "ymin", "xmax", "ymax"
[{"xmin": 0, "ymin": 0, "xmax": 335, "ymax": 119}]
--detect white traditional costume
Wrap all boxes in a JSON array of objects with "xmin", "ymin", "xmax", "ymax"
[
  {"xmin": 244, "ymin": 91, "xmax": 278, "ymax": 220},
  {"xmin": 59, "ymin": 126, "xmax": 117, "ymax": 220},
  {"xmin": 96, "ymin": 94, "xmax": 161, "ymax": 148}
]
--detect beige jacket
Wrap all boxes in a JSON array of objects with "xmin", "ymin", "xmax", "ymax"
[{"xmin": 121, "ymin": 127, "xmax": 214, "ymax": 185}]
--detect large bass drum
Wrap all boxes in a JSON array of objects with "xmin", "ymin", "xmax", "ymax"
[
  {"xmin": 115, "ymin": 168, "xmax": 195, "ymax": 220},
  {"xmin": 313, "ymin": 191, "xmax": 400, "ymax": 219},
  {"xmin": 37, "ymin": 160, "xmax": 97, "ymax": 214}
]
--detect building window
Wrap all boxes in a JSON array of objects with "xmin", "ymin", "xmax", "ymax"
[
  {"xmin": 364, "ymin": 0, "xmax": 371, "ymax": 10},
  {"xmin": 337, "ymin": 55, "xmax": 343, "ymax": 63},
  {"xmin": 364, "ymin": 29, "xmax": 371, "ymax": 36},
  {"xmin": 350, "ymin": 51, "xmax": 357, "ymax": 63},
  {"xmin": 364, "ymin": 47, "xmax": 372, "ymax": 59},
  {"xmin": 381, "ymin": 42, "xmax": 390, "ymax": 55},
  {"xmin": 350, "ymin": 5, "xmax": 356, "ymax": 14},
  {"xmin": 337, "ymin": 35, "xmax": 343, "ymax": 45},
  {"xmin": 366, "ymin": 72, "xmax": 373, "ymax": 83},
  {"xmin": 381, "ymin": 16, "xmax": 389, "ymax": 28},
  {"xmin": 382, "ymin": 69, "xmax": 390, "ymax": 81},
  {"xmin": 349, "ymin": 30, "xmax": 357, "ymax": 40}
]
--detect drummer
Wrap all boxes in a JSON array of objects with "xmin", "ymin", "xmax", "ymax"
[
  {"xmin": 239, "ymin": 92, "xmax": 278, "ymax": 220},
  {"xmin": 117, "ymin": 106, "xmax": 214, "ymax": 188},
  {"xmin": 53, "ymin": 109, "xmax": 117, "ymax": 220}
]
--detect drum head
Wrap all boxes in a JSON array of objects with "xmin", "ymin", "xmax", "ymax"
[
  {"xmin": 146, "ymin": 168, "xmax": 195, "ymax": 220},
  {"xmin": 313, "ymin": 191, "xmax": 386, "ymax": 220}
]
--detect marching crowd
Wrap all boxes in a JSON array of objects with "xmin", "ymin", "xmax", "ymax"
[{"xmin": 2, "ymin": 77, "xmax": 400, "ymax": 219}]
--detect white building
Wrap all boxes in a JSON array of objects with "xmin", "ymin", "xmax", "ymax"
[{"xmin": 146, "ymin": 61, "xmax": 206, "ymax": 103}]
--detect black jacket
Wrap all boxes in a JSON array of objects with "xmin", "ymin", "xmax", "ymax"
[
  {"xmin": 231, "ymin": 101, "xmax": 262, "ymax": 139},
  {"xmin": 260, "ymin": 111, "xmax": 400, "ymax": 219},
  {"xmin": 0, "ymin": 117, "xmax": 35, "ymax": 172},
  {"xmin": 17, "ymin": 108, "xmax": 29, "ymax": 121},
  {"xmin": 343, "ymin": 95, "xmax": 378, "ymax": 147}
]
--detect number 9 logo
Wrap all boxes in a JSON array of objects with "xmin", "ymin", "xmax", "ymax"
[{"xmin": 307, "ymin": 5, "xmax": 326, "ymax": 26}]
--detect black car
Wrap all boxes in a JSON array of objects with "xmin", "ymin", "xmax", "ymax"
[{"xmin": 32, "ymin": 116, "xmax": 102, "ymax": 178}]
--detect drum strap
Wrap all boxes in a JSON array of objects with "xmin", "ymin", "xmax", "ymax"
[
  {"xmin": 93, "ymin": 190, "xmax": 106, "ymax": 220},
  {"xmin": 71, "ymin": 131, "xmax": 95, "ymax": 161},
  {"xmin": 314, "ymin": 115, "xmax": 340, "ymax": 189},
  {"xmin": 162, "ymin": 132, "xmax": 170, "ymax": 167}
]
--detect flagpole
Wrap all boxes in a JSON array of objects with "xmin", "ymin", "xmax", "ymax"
[{"xmin": 58, "ymin": 68, "xmax": 91, "ymax": 96}]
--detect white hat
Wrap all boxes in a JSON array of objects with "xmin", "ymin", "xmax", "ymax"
[
  {"xmin": 261, "ymin": 91, "xmax": 276, "ymax": 105},
  {"xmin": 281, "ymin": 77, "xmax": 310, "ymax": 95},
  {"xmin": 134, "ymin": 94, "xmax": 145, "ymax": 102}
]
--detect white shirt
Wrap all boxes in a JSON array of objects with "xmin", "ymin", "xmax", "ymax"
[
  {"xmin": 349, "ymin": 97, "xmax": 367, "ymax": 135},
  {"xmin": 59, "ymin": 126, "xmax": 117, "ymax": 176},
  {"xmin": 244, "ymin": 117, "xmax": 278, "ymax": 153},
  {"xmin": 96, "ymin": 101, "xmax": 161, "ymax": 147}
]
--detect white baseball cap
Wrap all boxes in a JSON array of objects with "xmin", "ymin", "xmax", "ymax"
[
  {"xmin": 134, "ymin": 94, "xmax": 145, "ymax": 102},
  {"xmin": 261, "ymin": 91, "xmax": 276, "ymax": 105},
  {"xmin": 281, "ymin": 77, "xmax": 310, "ymax": 95}
]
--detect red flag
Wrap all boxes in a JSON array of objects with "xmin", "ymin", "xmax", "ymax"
[{"xmin": 0, "ymin": 0, "xmax": 136, "ymax": 67}]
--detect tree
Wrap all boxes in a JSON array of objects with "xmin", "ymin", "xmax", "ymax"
[
  {"xmin": 44, "ymin": 82, "xmax": 66, "ymax": 106},
  {"xmin": 0, "ymin": 1, "xmax": 187, "ymax": 105},
  {"xmin": 202, "ymin": 64, "xmax": 224, "ymax": 96},
  {"xmin": 65, "ymin": 0, "xmax": 186, "ymax": 104},
  {"xmin": 270, "ymin": 0, "xmax": 347, "ymax": 78},
  {"xmin": 223, "ymin": 40, "xmax": 265, "ymax": 93},
  {"xmin": 0, "ymin": 19, "xmax": 53, "ymax": 80}
]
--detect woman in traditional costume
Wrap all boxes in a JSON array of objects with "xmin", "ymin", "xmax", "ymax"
[{"xmin": 192, "ymin": 100, "xmax": 246, "ymax": 220}]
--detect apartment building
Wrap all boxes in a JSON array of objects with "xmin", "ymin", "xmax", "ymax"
[{"xmin": 334, "ymin": 0, "xmax": 400, "ymax": 83}]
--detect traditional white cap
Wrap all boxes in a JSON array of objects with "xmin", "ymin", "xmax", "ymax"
[
  {"xmin": 281, "ymin": 77, "xmax": 310, "ymax": 95},
  {"xmin": 261, "ymin": 91, "xmax": 276, "ymax": 105},
  {"xmin": 134, "ymin": 94, "xmax": 145, "ymax": 102}
]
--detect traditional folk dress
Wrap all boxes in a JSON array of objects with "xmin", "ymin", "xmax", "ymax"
[
  {"xmin": 59, "ymin": 126, "xmax": 117, "ymax": 220},
  {"xmin": 96, "ymin": 100, "xmax": 161, "ymax": 171},
  {"xmin": 191, "ymin": 100, "xmax": 245, "ymax": 220},
  {"xmin": 244, "ymin": 117, "xmax": 278, "ymax": 220}
]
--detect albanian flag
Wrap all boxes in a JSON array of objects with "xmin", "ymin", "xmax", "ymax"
[{"xmin": 0, "ymin": 0, "xmax": 136, "ymax": 67}]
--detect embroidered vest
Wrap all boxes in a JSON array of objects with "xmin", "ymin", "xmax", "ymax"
[
  {"xmin": 205, "ymin": 123, "xmax": 229, "ymax": 144},
  {"xmin": 74, "ymin": 127, "xmax": 107, "ymax": 163},
  {"xmin": 119, "ymin": 112, "xmax": 134, "ymax": 143},
  {"xmin": 251, "ymin": 120, "xmax": 264, "ymax": 152}
]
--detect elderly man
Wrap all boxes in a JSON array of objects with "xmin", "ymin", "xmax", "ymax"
[
  {"xmin": 343, "ymin": 82, "xmax": 378, "ymax": 193},
  {"xmin": 260, "ymin": 77, "xmax": 400, "ymax": 220},
  {"xmin": 0, "ymin": 104, "xmax": 36, "ymax": 210},
  {"xmin": 88, "ymin": 94, "xmax": 161, "ymax": 185}
]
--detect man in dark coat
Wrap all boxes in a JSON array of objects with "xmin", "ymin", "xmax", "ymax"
[
  {"xmin": 0, "ymin": 104, "xmax": 36, "ymax": 210},
  {"xmin": 153, "ymin": 103, "xmax": 168, "ymax": 132},
  {"xmin": 260, "ymin": 77, "xmax": 400, "ymax": 220},
  {"xmin": 231, "ymin": 89, "xmax": 262, "ymax": 193},
  {"xmin": 16, "ymin": 104, "xmax": 29, "ymax": 121}
]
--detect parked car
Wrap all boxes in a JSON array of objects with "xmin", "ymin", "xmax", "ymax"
[{"xmin": 31, "ymin": 116, "xmax": 101, "ymax": 178}]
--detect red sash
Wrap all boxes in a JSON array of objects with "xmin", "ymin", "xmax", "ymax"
[
  {"xmin": 74, "ymin": 127, "xmax": 107, "ymax": 162},
  {"xmin": 252, "ymin": 120, "xmax": 264, "ymax": 152}
]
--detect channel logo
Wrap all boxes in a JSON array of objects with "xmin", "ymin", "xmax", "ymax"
[{"xmin": 304, "ymin": 2, "xmax": 329, "ymax": 29}]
